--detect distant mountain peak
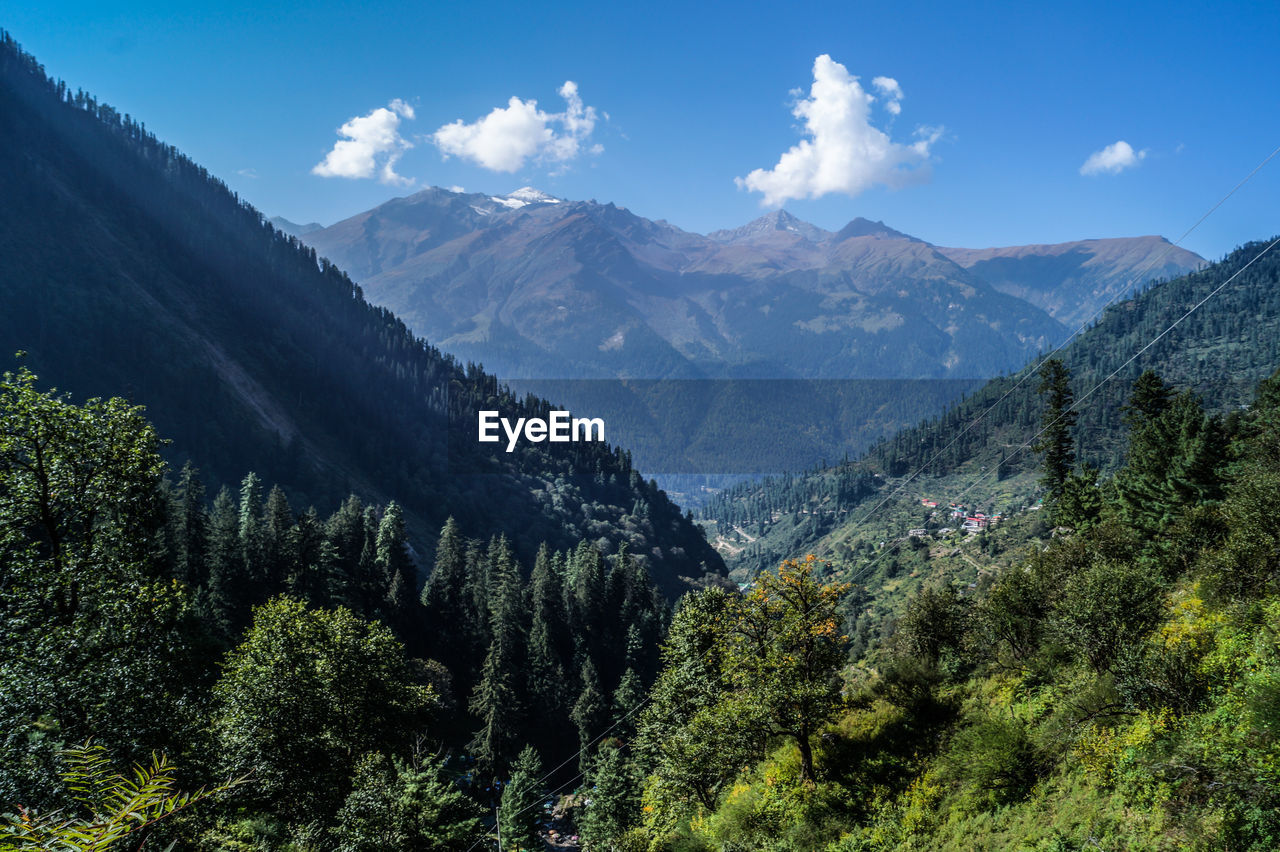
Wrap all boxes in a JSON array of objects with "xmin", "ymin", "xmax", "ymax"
[
  {"xmin": 269, "ymin": 215, "xmax": 324, "ymax": 238},
  {"xmin": 708, "ymin": 209, "xmax": 832, "ymax": 244},
  {"xmin": 491, "ymin": 187, "xmax": 561, "ymax": 209},
  {"xmin": 833, "ymin": 217, "xmax": 918, "ymax": 242}
]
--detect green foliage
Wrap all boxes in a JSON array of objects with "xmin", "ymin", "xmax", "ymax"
[
  {"xmin": 1033, "ymin": 359, "xmax": 1078, "ymax": 508},
  {"xmin": 580, "ymin": 742, "xmax": 641, "ymax": 851},
  {"xmin": 636, "ymin": 558, "xmax": 849, "ymax": 849},
  {"xmin": 497, "ymin": 746, "xmax": 545, "ymax": 852},
  {"xmin": 636, "ymin": 588, "xmax": 755, "ymax": 818},
  {"xmin": 211, "ymin": 597, "xmax": 434, "ymax": 822},
  {"xmin": 939, "ymin": 715, "xmax": 1044, "ymax": 809},
  {"xmin": 0, "ymin": 743, "xmax": 238, "ymax": 851},
  {"xmin": 0, "ymin": 366, "xmax": 198, "ymax": 807},
  {"xmin": 468, "ymin": 536, "xmax": 528, "ymax": 779},
  {"xmin": 334, "ymin": 751, "xmax": 482, "ymax": 852},
  {"xmin": 1052, "ymin": 558, "xmax": 1165, "ymax": 674},
  {"xmin": 896, "ymin": 584, "xmax": 968, "ymax": 668},
  {"xmin": 728, "ymin": 556, "xmax": 850, "ymax": 783},
  {"xmin": 1116, "ymin": 387, "xmax": 1225, "ymax": 535}
]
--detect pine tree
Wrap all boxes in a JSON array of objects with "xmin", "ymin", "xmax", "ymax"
[
  {"xmin": 1123, "ymin": 370, "xmax": 1173, "ymax": 432},
  {"xmin": 287, "ymin": 507, "xmax": 327, "ymax": 603},
  {"xmin": 465, "ymin": 539, "xmax": 492, "ymax": 653},
  {"xmin": 468, "ymin": 536, "xmax": 528, "ymax": 778},
  {"xmin": 1032, "ymin": 360, "xmax": 1077, "ymax": 511},
  {"xmin": 568, "ymin": 541, "xmax": 606, "ymax": 664},
  {"xmin": 262, "ymin": 484, "xmax": 294, "ymax": 594},
  {"xmin": 571, "ymin": 659, "xmax": 607, "ymax": 773},
  {"xmin": 579, "ymin": 742, "xmax": 639, "ymax": 850},
  {"xmin": 421, "ymin": 517, "xmax": 479, "ymax": 683},
  {"xmin": 498, "ymin": 745, "xmax": 545, "ymax": 852},
  {"xmin": 611, "ymin": 666, "xmax": 644, "ymax": 738},
  {"xmin": 335, "ymin": 751, "xmax": 483, "ymax": 852},
  {"xmin": 205, "ymin": 486, "xmax": 247, "ymax": 638},
  {"xmin": 172, "ymin": 461, "xmax": 207, "ymax": 589},
  {"xmin": 325, "ymin": 495, "xmax": 366, "ymax": 610},
  {"xmin": 237, "ymin": 472, "xmax": 266, "ymax": 589},
  {"xmin": 353, "ymin": 506, "xmax": 382, "ymax": 618},
  {"xmin": 376, "ymin": 502, "xmax": 416, "ymax": 629},
  {"xmin": 1118, "ymin": 388, "xmax": 1225, "ymax": 534},
  {"xmin": 527, "ymin": 543, "xmax": 571, "ymax": 725}
]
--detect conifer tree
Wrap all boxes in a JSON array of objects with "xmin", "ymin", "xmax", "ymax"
[
  {"xmin": 172, "ymin": 461, "xmax": 207, "ymax": 589},
  {"xmin": 353, "ymin": 506, "xmax": 382, "ymax": 617},
  {"xmin": 1032, "ymin": 360, "xmax": 1077, "ymax": 512},
  {"xmin": 571, "ymin": 659, "xmax": 607, "ymax": 773},
  {"xmin": 579, "ymin": 742, "xmax": 639, "ymax": 850},
  {"xmin": 205, "ymin": 485, "xmax": 248, "ymax": 637},
  {"xmin": 262, "ymin": 484, "xmax": 294, "ymax": 593},
  {"xmin": 287, "ymin": 506, "xmax": 327, "ymax": 603},
  {"xmin": 527, "ymin": 543, "xmax": 570, "ymax": 722},
  {"xmin": 375, "ymin": 501, "xmax": 416, "ymax": 627},
  {"xmin": 568, "ymin": 541, "xmax": 606, "ymax": 662},
  {"xmin": 1118, "ymin": 386, "xmax": 1225, "ymax": 534},
  {"xmin": 468, "ymin": 535, "xmax": 528, "ymax": 778},
  {"xmin": 421, "ymin": 517, "xmax": 478, "ymax": 681},
  {"xmin": 238, "ymin": 472, "xmax": 265, "ymax": 586},
  {"xmin": 465, "ymin": 538, "xmax": 492, "ymax": 653},
  {"xmin": 611, "ymin": 666, "xmax": 644, "ymax": 738},
  {"xmin": 498, "ymin": 745, "xmax": 545, "ymax": 852}
]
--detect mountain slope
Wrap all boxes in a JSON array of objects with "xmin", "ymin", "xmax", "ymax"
[
  {"xmin": 300, "ymin": 190, "xmax": 1202, "ymax": 386},
  {"xmin": 301, "ymin": 191, "xmax": 1073, "ymax": 381},
  {"xmin": 703, "ymin": 238, "xmax": 1280, "ymax": 576},
  {"xmin": 938, "ymin": 236, "xmax": 1205, "ymax": 326},
  {"xmin": 0, "ymin": 33, "xmax": 723, "ymax": 592}
]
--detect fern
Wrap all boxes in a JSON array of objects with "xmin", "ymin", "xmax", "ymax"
[{"xmin": 0, "ymin": 743, "xmax": 244, "ymax": 851}]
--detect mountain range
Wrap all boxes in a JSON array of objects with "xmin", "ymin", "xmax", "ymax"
[{"xmin": 297, "ymin": 189, "xmax": 1203, "ymax": 381}]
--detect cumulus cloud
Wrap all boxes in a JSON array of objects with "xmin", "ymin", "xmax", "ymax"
[
  {"xmin": 737, "ymin": 55, "xmax": 939, "ymax": 206},
  {"xmin": 313, "ymin": 99, "xmax": 415, "ymax": 186},
  {"xmin": 1080, "ymin": 140, "xmax": 1147, "ymax": 176},
  {"xmin": 431, "ymin": 81, "xmax": 600, "ymax": 173}
]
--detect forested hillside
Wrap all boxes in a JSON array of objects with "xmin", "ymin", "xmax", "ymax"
[
  {"xmin": 598, "ymin": 362, "xmax": 1280, "ymax": 851},
  {"xmin": 704, "ymin": 239, "xmax": 1280, "ymax": 577},
  {"xmin": 0, "ymin": 32, "xmax": 722, "ymax": 591},
  {"xmin": 0, "ymin": 364, "xmax": 679, "ymax": 846}
]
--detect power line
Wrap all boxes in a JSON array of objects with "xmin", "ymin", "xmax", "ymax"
[
  {"xmin": 458, "ymin": 146, "xmax": 1280, "ymax": 851},
  {"xmin": 802, "ymin": 141, "xmax": 1280, "ymax": 562},
  {"xmin": 842, "ymin": 233, "xmax": 1280, "ymax": 591}
]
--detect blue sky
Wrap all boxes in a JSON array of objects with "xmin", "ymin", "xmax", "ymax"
[{"xmin": 6, "ymin": 0, "xmax": 1278, "ymax": 258}]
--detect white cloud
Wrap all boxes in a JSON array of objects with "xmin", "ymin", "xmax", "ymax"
[
  {"xmin": 313, "ymin": 99, "xmax": 415, "ymax": 186},
  {"xmin": 736, "ymin": 55, "xmax": 939, "ymax": 206},
  {"xmin": 871, "ymin": 76, "xmax": 903, "ymax": 115},
  {"xmin": 431, "ymin": 81, "xmax": 600, "ymax": 173},
  {"xmin": 1080, "ymin": 140, "xmax": 1147, "ymax": 176}
]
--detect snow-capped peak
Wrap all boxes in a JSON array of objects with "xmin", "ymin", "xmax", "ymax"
[{"xmin": 490, "ymin": 187, "xmax": 561, "ymax": 209}]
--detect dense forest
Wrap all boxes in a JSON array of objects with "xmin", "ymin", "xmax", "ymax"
[
  {"xmin": 0, "ymin": 31, "xmax": 723, "ymax": 593},
  {"xmin": 0, "ymin": 363, "xmax": 680, "ymax": 848}
]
